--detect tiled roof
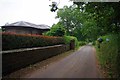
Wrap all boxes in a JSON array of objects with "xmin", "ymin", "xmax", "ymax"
[{"xmin": 3, "ymin": 21, "xmax": 50, "ymax": 29}]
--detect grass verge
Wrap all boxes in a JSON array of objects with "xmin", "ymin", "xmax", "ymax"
[{"xmin": 95, "ymin": 33, "xmax": 120, "ymax": 78}]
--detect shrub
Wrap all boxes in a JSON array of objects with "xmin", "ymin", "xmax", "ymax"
[
  {"xmin": 96, "ymin": 33, "xmax": 120, "ymax": 78},
  {"xmin": 63, "ymin": 35, "xmax": 79, "ymax": 48},
  {"xmin": 2, "ymin": 32, "xmax": 65, "ymax": 51},
  {"xmin": 44, "ymin": 23, "xmax": 65, "ymax": 37}
]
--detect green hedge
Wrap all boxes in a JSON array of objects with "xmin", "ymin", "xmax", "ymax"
[
  {"xmin": 2, "ymin": 32, "xmax": 65, "ymax": 51},
  {"xmin": 96, "ymin": 33, "xmax": 120, "ymax": 78},
  {"xmin": 63, "ymin": 35, "xmax": 79, "ymax": 48}
]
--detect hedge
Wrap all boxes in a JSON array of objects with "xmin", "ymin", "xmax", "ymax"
[
  {"xmin": 2, "ymin": 32, "xmax": 65, "ymax": 51},
  {"xmin": 63, "ymin": 35, "xmax": 79, "ymax": 48}
]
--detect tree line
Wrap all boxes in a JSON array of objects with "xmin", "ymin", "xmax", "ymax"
[{"xmin": 45, "ymin": 2, "xmax": 120, "ymax": 42}]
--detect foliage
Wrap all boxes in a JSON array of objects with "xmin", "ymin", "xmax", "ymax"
[
  {"xmin": 56, "ymin": 2, "xmax": 120, "ymax": 41},
  {"xmin": 81, "ymin": 18, "xmax": 99, "ymax": 41},
  {"xmin": 79, "ymin": 2, "xmax": 120, "ymax": 34},
  {"xmin": 96, "ymin": 33, "xmax": 120, "ymax": 78},
  {"xmin": 44, "ymin": 23, "xmax": 65, "ymax": 37},
  {"xmin": 56, "ymin": 5, "xmax": 101, "ymax": 41},
  {"xmin": 56, "ymin": 6, "xmax": 85, "ymax": 40},
  {"xmin": 79, "ymin": 41, "xmax": 86, "ymax": 46},
  {"xmin": 63, "ymin": 35, "xmax": 79, "ymax": 48},
  {"xmin": 2, "ymin": 32, "xmax": 65, "ymax": 50}
]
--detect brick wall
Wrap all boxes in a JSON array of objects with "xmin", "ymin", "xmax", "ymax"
[{"xmin": 2, "ymin": 45, "xmax": 70, "ymax": 76}]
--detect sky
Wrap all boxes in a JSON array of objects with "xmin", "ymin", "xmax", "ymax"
[{"xmin": 0, "ymin": 0, "xmax": 73, "ymax": 27}]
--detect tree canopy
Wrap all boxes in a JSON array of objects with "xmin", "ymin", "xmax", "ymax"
[
  {"xmin": 54, "ymin": 2, "xmax": 120, "ymax": 41},
  {"xmin": 44, "ymin": 22, "xmax": 65, "ymax": 37},
  {"xmin": 47, "ymin": 2, "xmax": 120, "ymax": 42}
]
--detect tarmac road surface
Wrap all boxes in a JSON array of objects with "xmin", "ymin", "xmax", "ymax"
[{"xmin": 23, "ymin": 45, "xmax": 102, "ymax": 78}]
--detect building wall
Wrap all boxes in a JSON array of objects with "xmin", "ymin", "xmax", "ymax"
[{"xmin": 3, "ymin": 26, "xmax": 49, "ymax": 35}]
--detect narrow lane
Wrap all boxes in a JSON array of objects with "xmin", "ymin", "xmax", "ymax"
[{"xmin": 24, "ymin": 46, "xmax": 102, "ymax": 78}]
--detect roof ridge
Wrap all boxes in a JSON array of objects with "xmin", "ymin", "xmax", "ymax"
[{"xmin": 3, "ymin": 21, "xmax": 50, "ymax": 29}]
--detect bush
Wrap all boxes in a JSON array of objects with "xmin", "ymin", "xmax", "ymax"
[
  {"xmin": 2, "ymin": 32, "xmax": 65, "ymax": 50},
  {"xmin": 44, "ymin": 23, "xmax": 65, "ymax": 37},
  {"xmin": 63, "ymin": 35, "xmax": 79, "ymax": 48},
  {"xmin": 96, "ymin": 33, "xmax": 120, "ymax": 78}
]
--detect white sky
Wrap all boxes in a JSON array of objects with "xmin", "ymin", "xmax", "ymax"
[{"xmin": 0, "ymin": 0, "xmax": 73, "ymax": 27}]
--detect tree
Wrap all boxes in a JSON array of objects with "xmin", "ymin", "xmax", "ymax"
[
  {"xmin": 53, "ymin": 2, "xmax": 120, "ymax": 41},
  {"xmin": 74, "ymin": 2, "xmax": 120, "ymax": 34},
  {"xmin": 44, "ymin": 22, "xmax": 65, "ymax": 37},
  {"xmin": 56, "ymin": 5, "xmax": 100, "ymax": 41},
  {"xmin": 56, "ymin": 6, "xmax": 86, "ymax": 40}
]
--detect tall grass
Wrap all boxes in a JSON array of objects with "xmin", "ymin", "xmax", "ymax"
[{"xmin": 96, "ymin": 33, "xmax": 120, "ymax": 78}]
